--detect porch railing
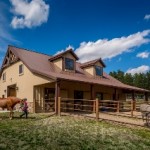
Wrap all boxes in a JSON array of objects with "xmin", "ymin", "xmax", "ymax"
[
  {"xmin": 35, "ymin": 98, "xmax": 55, "ymax": 113},
  {"xmin": 56, "ymin": 97, "xmax": 150, "ymax": 120}
]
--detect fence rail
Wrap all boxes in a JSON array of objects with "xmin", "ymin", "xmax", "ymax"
[
  {"xmin": 35, "ymin": 98, "xmax": 55, "ymax": 113},
  {"xmin": 35, "ymin": 97, "xmax": 150, "ymax": 119}
]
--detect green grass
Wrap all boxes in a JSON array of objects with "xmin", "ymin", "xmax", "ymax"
[{"xmin": 0, "ymin": 112, "xmax": 150, "ymax": 150}]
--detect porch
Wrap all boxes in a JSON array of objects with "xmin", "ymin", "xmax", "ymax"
[{"xmin": 33, "ymin": 80, "xmax": 148, "ymax": 117}]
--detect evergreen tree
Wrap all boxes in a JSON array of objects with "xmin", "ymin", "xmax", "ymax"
[
  {"xmin": 124, "ymin": 73, "xmax": 133, "ymax": 86},
  {"xmin": 109, "ymin": 70, "xmax": 149, "ymax": 90}
]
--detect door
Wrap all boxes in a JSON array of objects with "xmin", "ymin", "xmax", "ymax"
[
  {"xmin": 7, "ymin": 84, "xmax": 17, "ymax": 97},
  {"xmin": 74, "ymin": 90, "xmax": 83, "ymax": 111}
]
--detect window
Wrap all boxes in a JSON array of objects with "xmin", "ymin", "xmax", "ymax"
[
  {"xmin": 65, "ymin": 58, "xmax": 74, "ymax": 70},
  {"xmin": 2, "ymin": 73, "xmax": 6, "ymax": 81},
  {"xmin": 95, "ymin": 66, "xmax": 103, "ymax": 76},
  {"xmin": 19, "ymin": 64, "xmax": 24, "ymax": 75},
  {"xmin": 96, "ymin": 92, "xmax": 103, "ymax": 100}
]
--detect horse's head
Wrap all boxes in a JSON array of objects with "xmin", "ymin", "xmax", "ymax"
[{"xmin": 7, "ymin": 97, "xmax": 23, "ymax": 105}]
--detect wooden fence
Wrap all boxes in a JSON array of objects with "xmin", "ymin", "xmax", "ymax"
[
  {"xmin": 56, "ymin": 97, "xmax": 150, "ymax": 120},
  {"xmin": 35, "ymin": 98, "xmax": 55, "ymax": 113}
]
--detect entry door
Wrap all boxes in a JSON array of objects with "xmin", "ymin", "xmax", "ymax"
[
  {"xmin": 74, "ymin": 91, "xmax": 83, "ymax": 111},
  {"xmin": 7, "ymin": 85, "xmax": 17, "ymax": 97}
]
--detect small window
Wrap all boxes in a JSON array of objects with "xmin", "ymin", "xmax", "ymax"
[
  {"xmin": 95, "ymin": 66, "xmax": 103, "ymax": 76},
  {"xmin": 65, "ymin": 58, "xmax": 74, "ymax": 70},
  {"xmin": 2, "ymin": 73, "xmax": 6, "ymax": 81},
  {"xmin": 19, "ymin": 64, "xmax": 24, "ymax": 75}
]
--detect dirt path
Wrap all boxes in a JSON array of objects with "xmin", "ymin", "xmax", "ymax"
[
  {"xmin": 98, "ymin": 113, "xmax": 144, "ymax": 126},
  {"xmin": 62, "ymin": 112, "xmax": 146, "ymax": 127}
]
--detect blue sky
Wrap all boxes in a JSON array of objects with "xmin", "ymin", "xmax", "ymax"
[{"xmin": 0, "ymin": 0, "xmax": 150, "ymax": 74}]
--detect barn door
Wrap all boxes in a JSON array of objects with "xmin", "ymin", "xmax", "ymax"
[{"xmin": 7, "ymin": 84, "xmax": 17, "ymax": 97}]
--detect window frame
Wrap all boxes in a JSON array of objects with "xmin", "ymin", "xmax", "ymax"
[
  {"xmin": 19, "ymin": 64, "xmax": 24, "ymax": 75},
  {"xmin": 2, "ymin": 72, "xmax": 6, "ymax": 81},
  {"xmin": 64, "ymin": 57, "xmax": 75, "ymax": 71},
  {"xmin": 95, "ymin": 65, "xmax": 103, "ymax": 76}
]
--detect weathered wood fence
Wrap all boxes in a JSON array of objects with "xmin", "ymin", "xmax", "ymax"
[
  {"xmin": 56, "ymin": 98, "xmax": 149, "ymax": 120},
  {"xmin": 35, "ymin": 97, "xmax": 149, "ymax": 120}
]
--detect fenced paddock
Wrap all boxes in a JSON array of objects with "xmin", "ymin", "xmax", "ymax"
[{"xmin": 34, "ymin": 97, "xmax": 150, "ymax": 126}]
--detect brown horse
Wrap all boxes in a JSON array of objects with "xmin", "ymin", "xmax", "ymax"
[{"xmin": 0, "ymin": 97, "xmax": 21, "ymax": 119}]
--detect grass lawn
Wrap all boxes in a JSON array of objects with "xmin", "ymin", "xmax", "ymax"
[{"xmin": 0, "ymin": 112, "xmax": 150, "ymax": 150}]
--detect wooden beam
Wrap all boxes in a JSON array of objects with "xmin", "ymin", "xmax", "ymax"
[
  {"xmin": 117, "ymin": 101, "xmax": 120, "ymax": 113},
  {"xmin": 58, "ymin": 97, "xmax": 61, "ymax": 116},
  {"xmin": 145, "ymin": 92, "xmax": 148, "ymax": 101},
  {"xmin": 90, "ymin": 84, "xmax": 94, "ymax": 99},
  {"xmin": 55, "ymin": 80, "xmax": 60, "ymax": 114},
  {"xmin": 114, "ymin": 88, "xmax": 117, "ymax": 100},
  {"xmin": 91, "ymin": 84, "xmax": 95, "ymax": 112},
  {"xmin": 131, "ymin": 100, "xmax": 133, "ymax": 117},
  {"xmin": 132, "ymin": 91, "xmax": 136, "ymax": 111},
  {"xmin": 132, "ymin": 91, "xmax": 135, "ymax": 101},
  {"xmin": 96, "ymin": 98, "xmax": 99, "ymax": 121}
]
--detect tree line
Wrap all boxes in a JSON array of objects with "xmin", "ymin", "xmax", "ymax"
[{"xmin": 109, "ymin": 70, "xmax": 150, "ymax": 90}]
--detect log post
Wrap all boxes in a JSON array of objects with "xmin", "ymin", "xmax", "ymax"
[
  {"xmin": 134, "ymin": 100, "xmax": 136, "ymax": 111},
  {"xmin": 114, "ymin": 88, "xmax": 118, "ymax": 100},
  {"xmin": 132, "ymin": 91, "xmax": 136, "ymax": 111},
  {"xmin": 131, "ymin": 100, "xmax": 133, "ymax": 117},
  {"xmin": 58, "ymin": 97, "xmax": 61, "ymax": 116},
  {"xmin": 96, "ymin": 98, "xmax": 99, "ymax": 121},
  {"xmin": 55, "ymin": 80, "xmax": 60, "ymax": 115},
  {"xmin": 145, "ymin": 92, "xmax": 148, "ymax": 102},
  {"xmin": 90, "ymin": 84, "xmax": 95, "ymax": 113},
  {"xmin": 117, "ymin": 101, "xmax": 120, "ymax": 113}
]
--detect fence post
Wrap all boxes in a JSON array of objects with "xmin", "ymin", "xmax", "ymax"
[
  {"xmin": 131, "ymin": 100, "xmax": 133, "ymax": 117},
  {"xmin": 58, "ymin": 97, "xmax": 61, "ymax": 116},
  {"xmin": 93, "ymin": 101, "xmax": 96, "ymax": 113},
  {"xmin": 96, "ymin": 98, "xmax": 99, "ymax": 121},
  {"xmin": 133, "ymin": 101, "xmax": 136, "ymax": 111},
  {"xmin": 117, "ymin": 101, "xmax": 119, "ymax": 113},
  {"xmin": 55, "ymin": 97, "xmax": 57, "ymax": 114}
]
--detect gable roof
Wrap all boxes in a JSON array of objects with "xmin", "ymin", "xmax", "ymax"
[
  {"xmin": 80, "ymin": 58, "xmax": 106, "ymax": 68},
  {"xmin": 49, "ymin": 49, "xmax": 79, "ymax": 61},
  {"xmin": 1, "ymin": 45, "xmax": 149, "ymax": 93}
]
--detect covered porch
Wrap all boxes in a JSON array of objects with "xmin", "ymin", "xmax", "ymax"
[{"xmin": 33, "ymin": 80, "xmax": 148, "ymax": 114}]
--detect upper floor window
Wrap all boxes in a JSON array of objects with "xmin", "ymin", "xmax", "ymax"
[
  {"xmin": 65, "ymin": 58, "xmax": 74, "ymax": 70},
  {"xmin": 95, "ymin": 66, "xmax": 103, "ymax": 76},
  {"xmin": 2, "ymin": 72, "xmax": 6, "ymax": 81},
  {"xmin": 19, "ymin": 64, "xmax": 24, "ymax": 75}
]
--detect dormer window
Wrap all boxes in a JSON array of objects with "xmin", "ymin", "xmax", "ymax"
[
  {"xmin": 95, "ymin": 66, "xmax": 103, "ymax": 76},
  {"xmin": 65, "ymin": 58, "xmax": 74, "ymax": 70}
]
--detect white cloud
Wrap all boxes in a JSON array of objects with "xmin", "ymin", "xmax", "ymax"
[
  {"xmin": 136, "ymin": 51, "xmax": 150, "ymax": 58},
  {"xmin": 75, "ymin": 30, "xmax": 150, "ymax": 62},
  {"xmin": 126, "ymin": 65, "xmax": 150, "ymax": 75},
  {"xmin": 144, "ymin": 14, "xmax": 150, "ymax": 20},
  {"xmin": 10, "ymin": 0, "xmax": 49, "ymax": 29},
  {"xmin": 55, "ymin": 45, "xmax": 74, "ymax": 55}
]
